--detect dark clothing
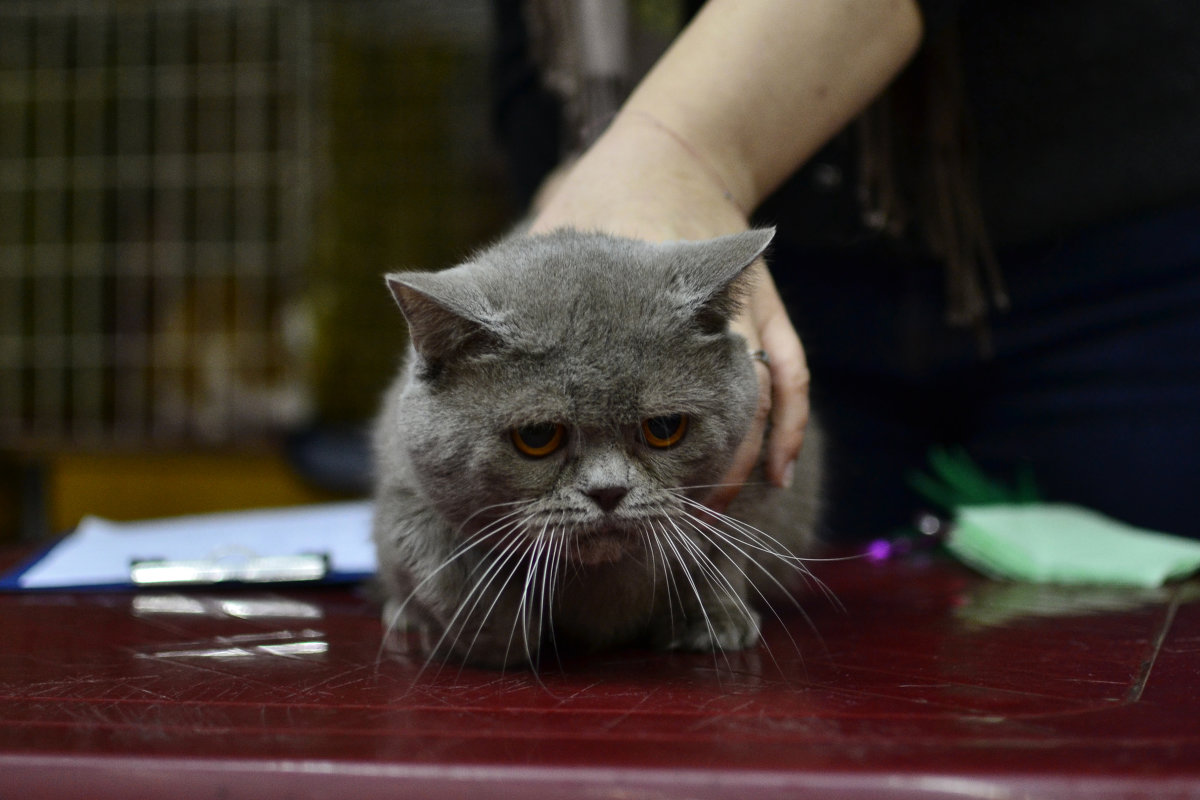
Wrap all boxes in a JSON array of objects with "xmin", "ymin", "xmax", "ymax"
[
  {"xmin": 783, "ymin": 201, "xmax": 1200, "ymax": 539},
  {"xmin": 768, "ymin": 0, "xmax": 1200, "ymax": 254},
  {"xmin": 489, "ymin": 0, "xmax": 564, "ymax": 207},
  {"xmin": 963, "ymin": 0, "xmax": 1200, "ymax": 246}
]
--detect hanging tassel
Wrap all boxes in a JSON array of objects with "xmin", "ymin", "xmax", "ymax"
[{"xmin": 858, "ymin": 23, "xmax": 1009, "ymax": 352}]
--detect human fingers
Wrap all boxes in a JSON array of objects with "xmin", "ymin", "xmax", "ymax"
[
  {"xmin": 740, "ymin": 264, "xmax": 809, "ymax": 487},
  {"xmin": 706, "ymin": 348, "xmax": 772, "ymax": 513},
  {"xmin": 760, "ymin": 308, "xmax": 810, "ymax": 487}
]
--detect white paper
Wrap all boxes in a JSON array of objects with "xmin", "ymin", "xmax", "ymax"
[{"xmin": 17, "ymin": 501, "xmax": 377, "ymax": 589}]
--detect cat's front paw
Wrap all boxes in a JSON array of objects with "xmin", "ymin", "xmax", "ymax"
[{"xmin": 660, "ymin": 608, "xmax": 762, "ymax": 652}]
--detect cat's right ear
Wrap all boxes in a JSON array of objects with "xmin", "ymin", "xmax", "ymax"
[
  {"xmin": 667, "ymin": 227, "xmax": 776, "ymax": 333},
  {"xmin": 385, "ymin": 272, "xmax": 498, "ymax": 363}
]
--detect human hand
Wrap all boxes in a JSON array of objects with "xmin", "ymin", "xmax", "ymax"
[{"xmin": 707, "ymin": 262, "xmax": 811, "ymax": 512}]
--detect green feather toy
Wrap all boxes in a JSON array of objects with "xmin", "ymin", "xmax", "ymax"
[{"xmin": 906, "ymin": 448, "xmax": 1200, "ymax": 587}]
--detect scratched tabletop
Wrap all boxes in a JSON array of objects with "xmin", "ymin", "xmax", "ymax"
[{"xmin": 2, "ymin": 545, "xmax": 1198, "ymax": 799}]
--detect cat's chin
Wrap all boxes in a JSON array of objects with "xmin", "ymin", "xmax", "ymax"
[{"xmin": 570, "ymin": 528, "xmax": 640, "ymax": 567}]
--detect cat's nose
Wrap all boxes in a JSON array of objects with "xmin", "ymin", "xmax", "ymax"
[{"xmin": 584, "ymin": 485, "xmax": 628, "ymax": 513}]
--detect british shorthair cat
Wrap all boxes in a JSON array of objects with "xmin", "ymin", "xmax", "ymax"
[{"xmin": 372, "ymin": 228, "xmax": 822, "ymax": 668}]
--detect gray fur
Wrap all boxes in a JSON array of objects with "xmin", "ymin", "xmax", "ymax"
[{"xmin": 372, "ymin": 228, "xmax": 823, "ymax": 668}]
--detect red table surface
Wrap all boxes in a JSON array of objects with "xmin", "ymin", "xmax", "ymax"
[{"xmin": 1, "ymin": 544, "xmax": 1198, "ymax": 799}]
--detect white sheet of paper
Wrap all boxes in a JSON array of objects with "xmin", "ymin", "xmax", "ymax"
[{"xmin": 16, "ymin": 501, "xmax": 376, "ymax": 589}]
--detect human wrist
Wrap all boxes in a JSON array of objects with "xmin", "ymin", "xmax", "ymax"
[
  {"xmin": 528, "ymin": 110, "xmax": 750, "ymax": 241},
  {"xmin": 617, "ymin": 109, "xmax": 753, "ymax": 218}
]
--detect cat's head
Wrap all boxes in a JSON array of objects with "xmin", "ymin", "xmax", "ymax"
[{"xmin": 380, "ymin": 228, "xmax": 773, "ymax": 564}]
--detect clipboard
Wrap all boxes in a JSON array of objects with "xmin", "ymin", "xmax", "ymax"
[{"xmin": 0, "ymin": 501, "xmax": 377, "ymax": 590}]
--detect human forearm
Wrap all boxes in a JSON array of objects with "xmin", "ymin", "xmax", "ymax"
[
  {"xmin": 621, "ymin": 0, "xmax": 923, "ymax": 212},
  {"xmin": 530, "ymin": 0, "xmax": 923, "ymax": 238}
]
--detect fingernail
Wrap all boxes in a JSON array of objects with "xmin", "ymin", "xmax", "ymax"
[{"xmin": 780, "ymin": 460, "xmax": 796, "ymax": 490}]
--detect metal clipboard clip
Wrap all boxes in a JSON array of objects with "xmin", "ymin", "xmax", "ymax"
[{"xmin": 130, "ymin": 546, "xmax": 330, "ymax": 587}]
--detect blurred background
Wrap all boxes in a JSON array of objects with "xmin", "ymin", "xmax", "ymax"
[{"xmin": 0, "ymin": 0, "xmax": 518, "ymax": 541}]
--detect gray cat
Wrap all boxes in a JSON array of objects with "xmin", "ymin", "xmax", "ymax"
[{"xmin": 372, "ymin": 227, "xmax": 823, "ymax": 668}]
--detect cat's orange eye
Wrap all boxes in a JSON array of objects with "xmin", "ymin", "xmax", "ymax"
[
  {"xmin": 642, "ymin": 414, "xmax": 689, "ymax": 449},
  {"xmin": 512, "ymin": 422, "xmax": 566, "ymax": 458}
]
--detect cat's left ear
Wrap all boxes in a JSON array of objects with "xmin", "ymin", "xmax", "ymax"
[
  {"xmin": 666, "ymin": 227, "xmax": 775, "ymax": 330},
  {"xmin": 385, "ymin": 271, "xmax": 501, "ymax": 362}
]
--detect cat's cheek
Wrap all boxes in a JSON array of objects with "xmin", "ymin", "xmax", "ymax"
[
  {"xmin": 638, "ymin": 455, "xmax": 708, "ymax": 504},
  {"xmin": 476, "ymin": 451, "xmax": 560, "ymax": 500},
  {"xmin": 404, "ymin": 435, "xmax": 497, "ymax": 512},
  {"xmin": 665, "ymin": 422, "xmax": 736, "ymax": 478}
]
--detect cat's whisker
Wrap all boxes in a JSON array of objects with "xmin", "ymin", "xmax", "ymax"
[
  {"xmin": 640, "ymin": 522, "xmax": 678, "ymax": 637},
  {"xmin": 518, "ymin": 511, "xmax": 576, "ymax": 681},
  {"xmin": 679, "ymin": 495, "xmax": 844, "ymax": 614},
  {"xmin": 674, "ymin": 494, "xmax": 812, "ymax": 566},
  {"xmin": 406, "ymin": 526, "xmax": 529, "ymax": 683},
  {"xmin": 664, "ymin": 506, "xmax": 822, "ymax": 673},
  {"xmin": 428, "ymin": 522, "xmax": 533, "ymax": 673},
  {"xmin": 677, "ymin": 506, "xmax": 837, "ymax": 659},
  {"xmin": 381, "ymin": 509, "xmax": 531, "ymax": 662},
  {"xmin": 450, "ymin": 498, "xmax": 535, "ymax": 540},
  {"xmin": 467, "ymin": 522, "xmax": 541, "ymax": 658},
  {"xmin": 412, "ymin": 506, "xmax": 531, "ymax": 596},
  {"xmin": 509, "ymin": 528, "xmax": 552, "ymax": 681},
  {"xmin": 659, "ymin": 518, "xmax": 747, "ymax": 673},
  {"xmin": 648, "ymin": 520, "xmax": 700, "ymax": 641},
  {"xmin": 676, "ymin": 510, "xmax": 806, "ymax": 665},
  {"xmin": 673, "ymin": 493, "xmax": 842, "ymax": 612},
  {"xmin": 508, "ymin": 539, "xmax": 536, "ymax": 671},
  {"xmin": 545, "ymin": 519, "xmax": 570, "ymax": 670},
  {"xmin": 651, "ymin": 519, "xmax": 734, "ymax": 667},
  {"xmin": 542, "ymin": 522, "xmax": 568, "ymax": 669},
  {"xmin": 664, "ymin": 516, "xmax": 762, "ymax": 631},
  {"xmin": 374, "ymin": 512, "xmax": 527, "ymax": 672},
  {"xmin": 636, "ymin": 523, "xmax": 659, "ymax": 606},
  {"xmin": 657, "ymin": 530, "xmax": 686, "ymax": 639},
  {"xmin": 672, "ymin": 480, "xmax": 773, "ymax": 492},
  {"xmin": 678, "ymin": 508, "xmax": 808, "ymax": 599},
  {"xmin": 679, "ymin": 510, "xmax": 785, "ymax": 585},
  {"xmin": 517, "ymin": 509, "xmax": 567, "ymax": 673}
]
